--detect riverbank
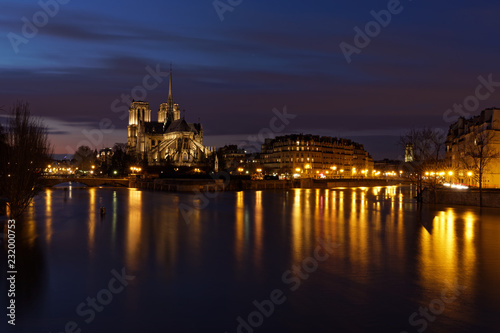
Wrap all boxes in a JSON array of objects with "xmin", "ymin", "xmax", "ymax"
[
  {"xmin": 423, "ymin": 188, "xmax": 500, "ymax": 208},
  {"xmin": 129, "ymin": 178, "xmax": 406, "ymax": 192}
]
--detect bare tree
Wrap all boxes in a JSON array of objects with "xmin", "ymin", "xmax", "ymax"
[
  {"xmin": 0, "ymin": 102, "xmax": 52, "ymax": 218},
  {"xmin": 73, "ymin": 145, "xmax": 95, "ymax": 171},
  {"xmin": 459, "ymin": 129, "xmax": 499, "ymax": 206},
  {"xmin": 110, "ymin": 143, "xmax": 136, "ymax": 176},
  {"xmin": 400, "ymin": 128, "xmax": 446, "ymax": 202}
]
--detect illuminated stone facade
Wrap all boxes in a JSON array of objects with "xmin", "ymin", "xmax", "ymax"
[
  {"xmin": 445, "ymin": 108, "xmax": 500, "ymax": 187},
  {"xmin": 260, "ymin": 134, "xmax": 374, "ymax": 177},
  {"xmin": 127, "ymin": 71, "xmax": 213, "ymax": 166}
]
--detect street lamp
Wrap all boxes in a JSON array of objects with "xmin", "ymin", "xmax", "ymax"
[{"xmin": 305, "ymin": 164, "xmax": 311, "ymax": 178}]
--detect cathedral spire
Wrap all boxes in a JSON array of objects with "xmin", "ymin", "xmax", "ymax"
[{"xmin": 167, "ymin": 63, "xmax": 173, "ymax": 111}]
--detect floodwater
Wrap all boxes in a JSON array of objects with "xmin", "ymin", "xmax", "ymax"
[{"xmin": 1, "ymin": 185, "xmax": 500, "ymax": 333}]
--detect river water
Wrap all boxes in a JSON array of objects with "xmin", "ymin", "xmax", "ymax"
[{"xmin": 1, "ymin": 186, "xmax": 500, "ymax": 333}]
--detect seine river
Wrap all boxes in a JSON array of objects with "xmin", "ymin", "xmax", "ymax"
[{"xmin": 2, "ymin": 186, "xmax": 500, "ymax": 333}]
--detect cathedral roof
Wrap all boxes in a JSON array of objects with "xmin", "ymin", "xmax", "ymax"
[
  {"xmin": 166, "ymin": 118, "xmax": 196, "ymax": 133},
  {"xmin": 143, "ymin": 122, "xmax": 164, "ymax": 134}
]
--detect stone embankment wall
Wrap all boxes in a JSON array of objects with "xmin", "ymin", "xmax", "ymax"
[
  {"xmin": 423, "ymin": 189, "xmax": 500, "ymax": 208},
  {"xmin": 130, "ymin": 178, "xmax": 406, "ymax": 193}
]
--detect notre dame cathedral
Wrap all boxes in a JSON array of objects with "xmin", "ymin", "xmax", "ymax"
[{"xmin": 126, "ymin": 70, "xmax": 214, "ymax": 166}]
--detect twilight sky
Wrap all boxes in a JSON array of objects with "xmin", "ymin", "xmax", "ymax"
[{"xmin": 1, "ymin": 0, "xmax": 500, "ymax": 159}]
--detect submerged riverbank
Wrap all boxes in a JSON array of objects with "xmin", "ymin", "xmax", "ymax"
[
  {"xmin": 423, "ymin": 188, "xmax": 500, "ymax": 208},
  {"xmin": 129, "ymin": 177, "xmax": 406, "ymax": 192}
]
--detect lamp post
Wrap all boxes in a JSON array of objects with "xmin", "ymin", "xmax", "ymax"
[
  {"xmin": 305, "ymin": 164, "xmax": 311, "ymax": 178},
  {"xmin": 331, "ymin": 166, "xmax": 337, "ymax": 179}
]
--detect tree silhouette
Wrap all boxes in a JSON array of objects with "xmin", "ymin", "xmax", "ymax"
[
  {"xmin": 400, "ymin": 128, "xmax": 446, "ymax": 203},
  {"xmin": 73, "ymin": 145, "xmax": 95, "ymax": 171},
  {"xmin": 459, "ymin": 129, "xmax": 499, "ymax": 206},
  {"xmin": 0, "ymin": 102, "xmax": 52, "ymax": 218}
]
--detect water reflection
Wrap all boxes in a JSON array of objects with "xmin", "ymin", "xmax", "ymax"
[
  {"xmin": 45, "ymin": 189, "xmax": 52, "ymax": 244},
  {"xmin": 419, "ymin": 208, "xmax": 477, "ymax": 296},
  {"xmin": 127, "ymin": 189, "xmax": 142, "ymax": 271},
  {"xmin": 88, "ymin": 187, "xmax": 96, "ymax": 254},
  {"xmin": 17, "ymin": 186, "xmax": 500, "ymax": 332},
  {"xmin": 235, "ymin": 191, "xmax": 245, "ymax": 267},
  {"xmin": 254, "ymin": 191, "xmax": 263, "ymax": 270}
]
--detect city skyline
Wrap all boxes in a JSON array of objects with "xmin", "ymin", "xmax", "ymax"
[{"xmin": 2, "ymin": 0, "xmax": 500, "ymax": 159}]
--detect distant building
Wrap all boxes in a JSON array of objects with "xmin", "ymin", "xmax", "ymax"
[
  {"xmin": 405, "ymin": 143, "xmax": 414, "ymax": 162},
  {"xmin": 127, "ymin": 70, "xmax": 214, "ymax": 166},
  {"xmin": 445, "ymin": 108, "xmax": 500, "ymax": 187},
  {"xmin": 97, "ymin": 148, "xmax": 113, "ymax": 164},
  {"xmin": 217, "ymin": 145, "xmax": 246, "ymax": 170},
  {"xmin": 375, "ymin": 159, "xmax": 400, "ymax": 173},
  {"xmin": 260, "ymin": 134, "xmax": 374, "ymax": 177}
]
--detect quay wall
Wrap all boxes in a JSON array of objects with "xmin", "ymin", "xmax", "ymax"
[
  {"xmin": 129, "ymin": 178, "xmax": 406, "ymax": 193},
  {"xmin": 423, "ymin": 189, "xmax": 500, "ymax": 208}
]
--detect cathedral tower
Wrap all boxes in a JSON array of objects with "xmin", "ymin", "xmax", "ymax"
[
  {"xmin": 127, "ymin": 101, "xmax": 151, "ymax": 153},
  {"xmin": 158, "ymin": 66, "xmax": 180, "ymax": 123}
]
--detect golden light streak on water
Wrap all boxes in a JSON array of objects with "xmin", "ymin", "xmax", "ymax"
[
  {"xmin": 45, "ymin": 189, "xmax": 52, "ymax": 245},
  {"xmin": 88, "ymin": 187, "xmax": 96, "ymax": 254},
  {"xmin": 126, "ymin": 189, "xmax": 142, "ymax": 271},
  {"xmin": 235, "ymin": 191, "xmax": 245, "ymax": 267},
  {"xmin": 254, "ymin": 191, "xmax": 263, "ymax": 270}
]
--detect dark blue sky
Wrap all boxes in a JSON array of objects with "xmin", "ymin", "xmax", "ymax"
[{"xmin": 1, "ymin": 0, "xmax": 500, "ymax": 159}]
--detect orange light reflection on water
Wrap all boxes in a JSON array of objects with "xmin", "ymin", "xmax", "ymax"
[{"xmin": 126, "ymin": 189, "xmax": 142, "ymax": 271}]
